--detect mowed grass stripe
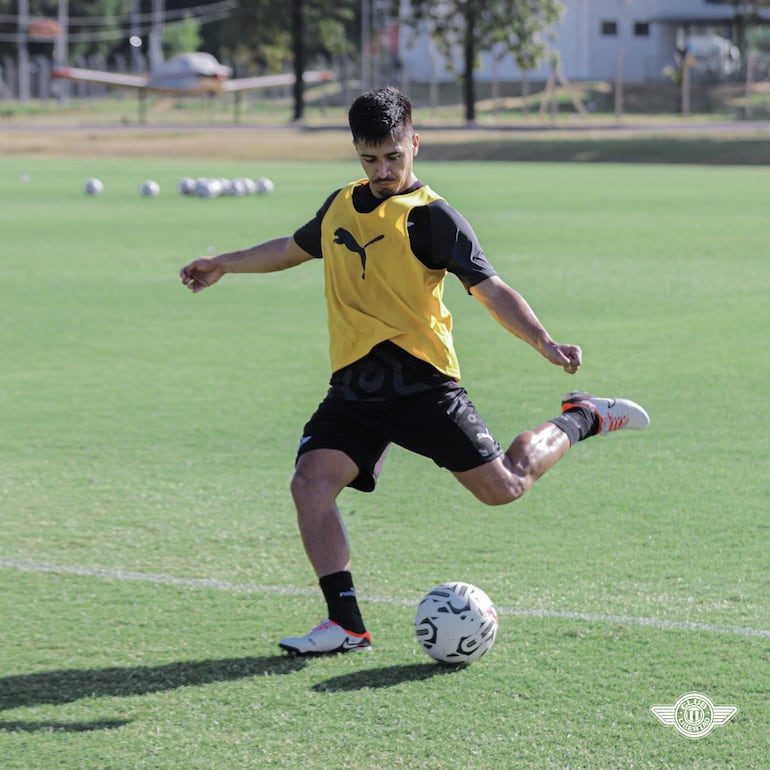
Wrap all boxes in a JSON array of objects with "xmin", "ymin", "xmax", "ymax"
[{"xmin": 3, "ymin": 557, "xmax": 769, "ymax": 641}]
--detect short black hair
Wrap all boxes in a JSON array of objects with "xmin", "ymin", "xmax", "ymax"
[{"xmin": 348, "ymin": 87, "xmax": 413, "ymax": 145}]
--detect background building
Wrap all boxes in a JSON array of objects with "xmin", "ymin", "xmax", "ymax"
[{"xmin": 398, "ymin": 0, "xmax": 768, "ymax": 83}]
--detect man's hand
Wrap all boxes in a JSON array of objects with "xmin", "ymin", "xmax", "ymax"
[
  {"xmin": 470, "ymin": 277, "xmax": 583, "ymax": 374},
  {"xmin": 180, "ymin": 258, "xmax": 224, "ymax": 292},
  {"xmin": 541, "ymin": 342, "xmax": 582, "ymax": 374}
]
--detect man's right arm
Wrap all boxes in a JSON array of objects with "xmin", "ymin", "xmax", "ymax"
[{"xmin": 180, "ymin": 236, "xmax": 314, "ymax": 292}]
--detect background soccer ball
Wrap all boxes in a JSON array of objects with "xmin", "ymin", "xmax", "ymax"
[
  {"xmin": 256, "ymin": 177, "xmax": 274, "ymax": 194},
  {"xmin": 415, "ymin": 581, "xmax": 498, "ymax": 664},
  {"xmin": 195, "ymin": 177, "xmax": 222, "ymax": 198},
  {"xmin": 178, "ymin": 177, "xmax": 197, "ymax": 195},
  {"xmin": 83, "ymin": 177, "xmax": 103, "ymax": 195},
  {"xmin": 140, "ymin": 180, "xmax": 160, "ymax": 197}
]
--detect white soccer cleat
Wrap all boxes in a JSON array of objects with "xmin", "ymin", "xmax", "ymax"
[
  {"xmin": 278, "ymin": 619, "xmax": 372, "ymax": 656},
  {"xmin": 561, "ymin": 391, "xmax": 650, "ymax": 435}
]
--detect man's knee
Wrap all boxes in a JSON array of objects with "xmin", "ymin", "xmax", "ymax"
[
  {"xmin": 290, "ymin": 467, "xmax": 333, "ymax": 508},
  {"xmin": 472, "ymin": 480, "xmax": 525, "ymax": 507},
  {"xmin": 453, "ymin": 459, "xmax": 528, "ymax": 506},
  {"xmin": 290, "ymin": 449, "xmax": 358, "ymax": 509},
  {"xmin": 289, "ymin": 468, "xmax": 312, "ymax": 506}
]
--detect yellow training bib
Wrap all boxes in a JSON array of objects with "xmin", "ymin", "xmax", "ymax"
[{"xmin": 320, "ymin": 181, "xmax": 461, "ymax": 379}]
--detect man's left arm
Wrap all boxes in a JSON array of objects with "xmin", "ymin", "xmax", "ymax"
[{"xmin": 470, "ymin": 275, "xmax": 582, "ymax": 375}]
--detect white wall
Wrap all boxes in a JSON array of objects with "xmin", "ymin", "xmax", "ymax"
[{"xmin": 397, "ymin": 0, "xmax": 744, "ymax": 83}]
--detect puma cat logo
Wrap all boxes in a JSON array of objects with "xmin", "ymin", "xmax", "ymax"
[{"xmin": 333, "ymin": 228, "xmax": 385, "ymax": 279}]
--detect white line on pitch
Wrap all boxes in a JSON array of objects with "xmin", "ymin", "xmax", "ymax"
[{"xmin": 2, "ymin": 556, "xmax": 769, "ymax": 640}]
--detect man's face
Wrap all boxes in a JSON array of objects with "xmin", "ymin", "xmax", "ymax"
[{"xmin": 355, "ymin": 132, "xmax": 420, "ymax": 199}]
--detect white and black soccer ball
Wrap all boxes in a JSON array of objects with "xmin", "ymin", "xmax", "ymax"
[
  {"xmin": 415, "ymin": 581, "xmax": 498, "ymax": 665},
  {"xmin": 256, "ymin": 177, "xmax": 274, "ymax": 194},
  {"xmin": 241, "ymin": 177, "xmax": 258, "ymax": 195},
  {"xmin": 178, "ymin": 177, "xmax": 197, "ymax": 195},
  {"xmin": 229, "ymin": 178, "xmax": 249, "ymax": 196},
  {"xmin": 196, "ymin": 177, "xmax": 223, "ymax": 198},
  {"xmin": 83, "ymin": 177, "xmax": 104, "ymax": 195},
  {"xmin": 140, "ymin": 179, "xmax": 160, "ymax": 197}
]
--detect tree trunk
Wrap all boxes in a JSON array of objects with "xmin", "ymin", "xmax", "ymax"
[
  {"xmin": 292, "ymin": 0, "xmax": 305, "ymax": 122},
  {"xmin": 463, "ymin": 6, "xmax": 476, "ymax": 123}
]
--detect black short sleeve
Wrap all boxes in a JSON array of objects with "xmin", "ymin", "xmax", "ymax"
[
  {"xmin": 292, "ymin": 188, "xmax": 341, "ymax": 258},
  {"xmin": 408, "ymin": 200, "xmax": 497, "ymax": 292}
]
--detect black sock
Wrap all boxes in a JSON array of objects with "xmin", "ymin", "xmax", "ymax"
[
  {"xmin": 550, "ymin": 405, "xmax": 599, "ymax": 446},
  {"xmin": 319, "ymin": 571, "xmax": 366, "ymax": 634}
]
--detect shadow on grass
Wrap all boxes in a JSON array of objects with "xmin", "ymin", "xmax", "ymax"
[
  {"xmin": 0, "ymin": 718, "xmax": 131, "ymax": 733},
  {"xmin": 0, "ymin": 654, "xmax": 305, "ymax": 732},
  {"xmin": 420, "ymin": 138, "xmax": 770, "ymax": 165},
  {"xmin": 312, "ymin": 662, "xmax": 464, "ymax": 692}
]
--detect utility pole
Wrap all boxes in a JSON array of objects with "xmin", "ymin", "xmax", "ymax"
[
  {"xmin": 18, "ymin": 0, "xmax": 30, "ymax": 102},
  {"xmin": 54, "ymin": 0, "xmax": 68, "ymax": 67},
  {"xmin": 55, "ymin": 0, "xmax": 70, "ymax": 103},
  {"xmin": 131, "ymin": 0, "xmax": 142, "ymax": 73},
  {"xmin": 149, "ymin": 0, "xmax": 164, "ymax": 70},
  {"xmin": 361, "ymin": 0, "xmax": 370, "ymax": 90}
]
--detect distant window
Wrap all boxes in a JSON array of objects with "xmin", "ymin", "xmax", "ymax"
[
  {"xmin": 634, "ymin": 22, "xmax": 650, "ymax": 37},
  {"xmin": 601, "ymin": 20, "xmax": 618, "ymax": 36}
]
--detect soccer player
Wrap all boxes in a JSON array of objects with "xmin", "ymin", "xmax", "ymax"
[{"xmin": 180, "ymin": 87, "xmax": 649, "ymax": 656}]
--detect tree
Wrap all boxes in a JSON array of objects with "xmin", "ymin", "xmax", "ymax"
[
  {"xmin": 401, "ymin": 0, "xmax": 563, "ymax": 122},
  {"xmin": 162, "ymin": 14, "xmax": 202, "ymax": 58},
  {"xmin": 0, "ymin": 0, "xmax": 125, "ymax": 61},
  {"xmin": 221, "ymin": 0, "xmax": 355, "ymax": 120},
  {"xmin": 717, "ymin": 0, "xmax": 770, "ymax": 62},
  {"xmin": 289, "ymin": 0, "xmax": 356, "ymax": 121},
  {"xmin": 290, "ymin": 0, "xmax": 305, "ymax": 120}
]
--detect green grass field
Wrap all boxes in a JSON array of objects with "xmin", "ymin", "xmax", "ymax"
[{"xmin": 1, "ymin": 154, "xmax": 768, "ymax": 769}]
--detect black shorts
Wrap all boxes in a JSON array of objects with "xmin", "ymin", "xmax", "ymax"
[{"xmin": 296, "ymin": 382, "xmax": 503, "ymax": 492}]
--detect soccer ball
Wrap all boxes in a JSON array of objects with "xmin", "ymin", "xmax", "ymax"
[
  {"xmin": 178, "ymin": 177, "xmax": 197, "ymax": 195},
  {"xmin": 196, "ymin": 177, "xmax": 222, "ymax": 198},
  {"xmin": 241, "ymin": 177, "xmax": 258, "ymax": 195},
  {"xmin": 229, "ymin": 178, "xmax": 249, "ymax": 196},
  {"xmin": 415, "ymin": 581, "xmax": 498, "ymax": 665},
  {"xmin": 256, "ymin": 177, "xmax": 274, "ymax": 194},
  {"xmin": 140, "ymin": 180, "xmax": 160, "ymax": 197},
  {"xmin": 83, "ymin": 177, "xmax": 104, "ymax": 195}
]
